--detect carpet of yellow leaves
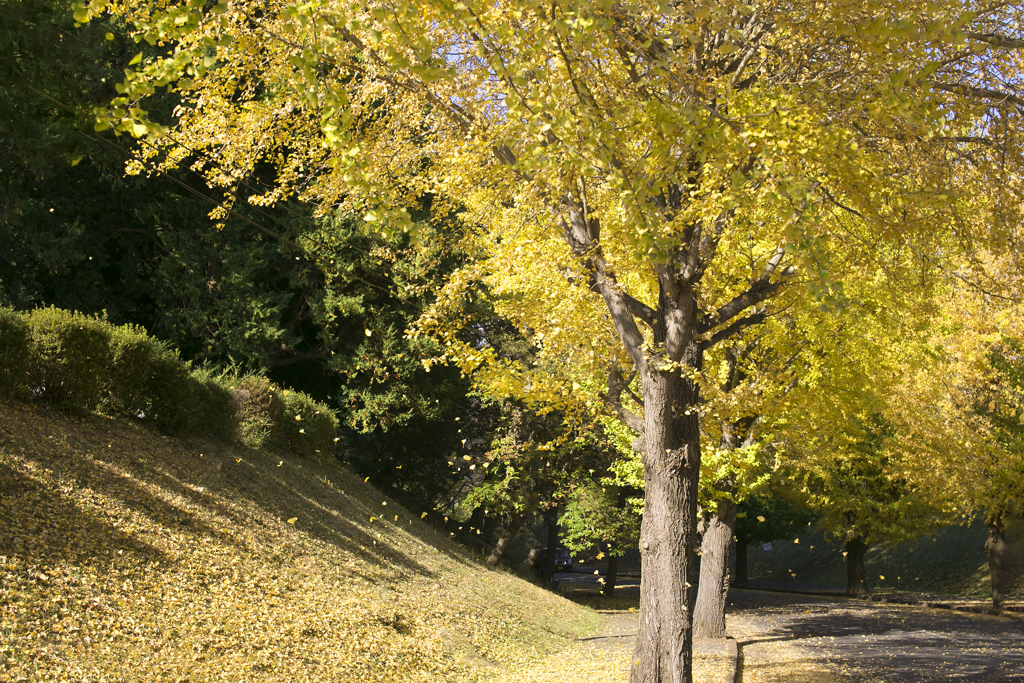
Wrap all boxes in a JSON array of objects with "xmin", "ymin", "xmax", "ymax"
[{"xmin": 0, "ymin": 400, "xmax": 600, "ymax": 682}]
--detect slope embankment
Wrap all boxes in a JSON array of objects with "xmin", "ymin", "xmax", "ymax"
[{"xmin": 0, "ymin": 400, "xmax": 598, "ymax": 682}]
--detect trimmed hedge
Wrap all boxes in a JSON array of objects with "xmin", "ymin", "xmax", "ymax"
[
  {"xmin": 0, "ymin": 306, "xmax": 338, "ymax": 456},
  {"xmin": 273, "ymin": 389, "xmax": 340, "ymax": 461},
  {"xmin": 25, "ymin": 307, "xmax": 110, "ymax": 411},
  {"xmin": 0, "ymin": 308, "xmax": 30, "ymax": 397}
]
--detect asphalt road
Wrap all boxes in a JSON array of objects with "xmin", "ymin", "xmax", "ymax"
[{"xmin": 728, "ymin": 589, "xmax": 1024, "ymax": 682}]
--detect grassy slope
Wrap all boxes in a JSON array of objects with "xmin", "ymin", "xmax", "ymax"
[
  {"xmin": 0, "ymin": 400, "xmax": 599, "ymax": 682},
  {"xmin": 744, "ymin": 518, "xmax": 1024, "ymax": 599}
]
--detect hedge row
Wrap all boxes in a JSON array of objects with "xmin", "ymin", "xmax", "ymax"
[{"xmin": 0, "ymin": 306, "xmax": 338, "ymax": 458}]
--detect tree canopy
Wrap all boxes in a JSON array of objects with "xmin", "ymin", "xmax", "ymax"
[{"xmin": 77, "ymin": 0, "xmax": 1024, "ymax": 678}]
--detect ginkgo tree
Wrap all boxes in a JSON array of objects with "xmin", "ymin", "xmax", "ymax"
[
  {"xmin": 80, "ymin": 0, "xmax": 1024, "ymax": 678},
  {"xmin": 885, "ymin": 270, "xmax": 1024, "ymax": 608}
]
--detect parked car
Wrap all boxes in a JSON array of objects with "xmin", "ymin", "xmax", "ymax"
[{"xmin": 534, "ymin": 546, "xmax": 573, "ymax": 573}]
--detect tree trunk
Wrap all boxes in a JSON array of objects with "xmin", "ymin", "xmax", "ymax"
[
  {"xmin": 693, "ymin": 498, "xmax": 738, "ymax": 638},
  {"xmin": 629, "ymin": 358, "xmax": 701, "ymax": 683},
  {"xmin": 603, "ymin": 546, "xmax": 620, "ymax": 597},
  {"xmin": 481, "ymin": 514, "xmax": 498, "ymax": 545},
  {"xmin": 539, "ymin": 504, "xmax": 559, "ymax": 581},
  {"xmin": 986, "ymin": 516, "xmax": 1008, "ymax": 609},
  {"xmin": 734, "ymin": 529, "xmax": 748, "ymax": 585},
  {"xmin": 486, "ymin": 510, "xmax": 521, "ymax": 566},
  {"xmin": 602, "ymin": 488, "xmax": 628, "ymax": 597},
  {"xmin": 845, "ymin": 536, "xmax": 869, "ymax": 596}
]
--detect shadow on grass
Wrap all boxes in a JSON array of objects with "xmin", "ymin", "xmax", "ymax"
[{"xmin": 0, "ymin": 399, "xmax": 486, "ymax": 585}]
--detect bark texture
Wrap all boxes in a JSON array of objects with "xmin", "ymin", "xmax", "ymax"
[
  {"xmin": 486, "ymin": 511, "xmax": 521, "ymax": 566},
  {"xmin": 986, "ymin": 517, "xmax": 1008, "ymax": 608},
  {"xmin": 692, "ymin": 498, "xmax": 737, "ymax": 638},
  {"xmin": 845, "ymin": 536, "xmax": 869, "ymax": 596},
  {"xmin": 629, "ymin": 354, "xmax": 702, "ymax": 683}
]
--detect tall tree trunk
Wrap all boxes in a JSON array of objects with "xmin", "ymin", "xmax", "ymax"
[
  {"xmin": 540, "ymin": 503, "xmax": 559, "ymax": 581},
  {"xmin": 629, "ymin": 356, "xmax": 701, "ymax": 683},
  {"xmin": 845, "ymin": 536, "xmax": 869, "ymax": 596},
  {"xmin": 486, "ymin": 510, "xmax": 521, "ymax": 566},
  {"xmin": 986, "ymin": 515, "xmax": 1008, "ymax": 609},
  {"xmin": 693, "ymin": 498, "xmax": 738, "ymax": 638},
  {"xmin": 734, "ymin": 530, "xmax": 748, "ymax": 585}
]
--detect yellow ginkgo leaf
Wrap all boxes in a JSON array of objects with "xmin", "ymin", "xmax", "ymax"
[
  {"xmin": 364, "ymin": 328, "xmax": 372, "ymax": 336},
  {"xmin": 364, "ymin": 477, "xmax": 370, "ymax": 482},
  {"xmin": 756, "ymin": 515, "xmax": 766, "ymax": 522},
  {"xmin": 420, "ymin": 512, "xmax": 428, "ymax": 518},
  {"xmin": 278, "ymin": 461, "xmax": 283, "ymax": 467},
  {"xmin": 794, "ymin": 538, "xmax": 800, "ymax": 544},
  {"xmin": 287, "ymin": 517, "xmax": 297, "ymax": 525},
  {"xmin": 235, "ymin": 458, "xmax": 241, "ymax": 463},
  {"xmin": 879, "ymin": 575, "xmax": 885, "ymax": 580},
  {"xmin": 295, "ymin": 415, "xmax": 302, "ymax": 421},
  {"xmin": 299, "ymin": 429, "xmax": 305, "ymax": 434},
  {"xmin": 394, "ymin": 515, "xmax": 398, "ymax": 521},
  {"xmin": 382, "ymin": 501, "xmax": 387, "ymax": 506}
]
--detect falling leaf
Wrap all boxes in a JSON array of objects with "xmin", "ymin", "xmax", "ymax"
[
  {"xmin": 278, "ymin": 461, "xmax": 283, "ymax": 467},
  {"xmin": 235, "ymin": 458, "xmax": 241, "ymax": 463},
  {"xmin": 382, "ymin": 502, "xmax": 387, "ymax": 506},
  {"xmin": 295, "ymin": 415, "xmax": 302, "ymax": 421},
  {"xmin": 794, "ymin": 538, "xmax": 799, "ymax": 544},
  {"xmin": 364, "ymin": 329, "xmax": 372, "ymax": 336},
  {"xmin": 287, "ymin": 517, "xmax": 297, "ymax": 525},
  {"xmin": 364, "ymin": 477, "xmax": 369, "ymax": 482},
  {"xmin": 420, "ymin": 512, "xmax": 428, "ymax": 518},
  {"xmin": 879, "ymin": 575, "xmax": 885, "ymax": 580},
  {"xmin": 756, "ymin": 515, "xmax": 766, "ymax": 522},
  {"xmin": 299, "ymin": 429, "xmax": 305, "ymax": 434}
]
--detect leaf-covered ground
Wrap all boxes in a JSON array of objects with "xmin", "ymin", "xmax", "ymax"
[{"xmin": 0, "ymin": 400, "xmax": 601, "ymax": 682}]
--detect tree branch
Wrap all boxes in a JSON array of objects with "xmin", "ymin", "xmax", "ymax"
[
  {"xmin": 965, "ymin": 32, "xmax": 1024, "ymax": 50},
  {"xmin": 699, "ymin": 246, "xmax": 793, "ymax": 333},
  {"xmin": 927, "ymin": 80, "xmax": 1024, "ymax": 107},
  {"xmin": 701, "ymin": 310, "xmax": 767, "ymax": 350},
  {"xmin": 602, "ymin": 364, "xmax": 645, "ymax": 435},
  {"xmin": 622, "ymin": 293, "xmax": 657, "ymax": 327}
]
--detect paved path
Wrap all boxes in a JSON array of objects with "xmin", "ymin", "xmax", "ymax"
[{"xmin": 728, "ymin": 589, "xmax": 1024, "ymax": 681}]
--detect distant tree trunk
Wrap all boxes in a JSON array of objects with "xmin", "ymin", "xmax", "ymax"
[
  {"xmin": 603, "ymin": 546, "xmax": 620, "ymax": 597},
  {"xmin": 734, "ymin": 529, "xmax": 749, "ymax": 585},
  {"xmin": 540, "ymin": 504, "xmax": 559, "ymax": 580},
  {"xmin": 986, "ymin": 515, "xmax": 1008, "ymax": 609},
  {"xmin": 486, "ymin": 510, "xmax": 522, "ymax": 566},
  {"xmin": 845, "ymin": 536, "xmax": 869, "ymax": 596},
  {"xmin": 693, "ymin": 498, "xmax": 738, "ymax": 638},
  {"xmin": 602, "ymin": 488, "xmax": 628, "ymax": 597},
  {"xmin": 481, "ymin": 514, "xmax": 498, "ymax": 545}
]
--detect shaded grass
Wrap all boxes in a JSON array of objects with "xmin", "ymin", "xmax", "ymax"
[{"xmin": 0, "ymin": 400, "xmax": 599, "ymax": 682}]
